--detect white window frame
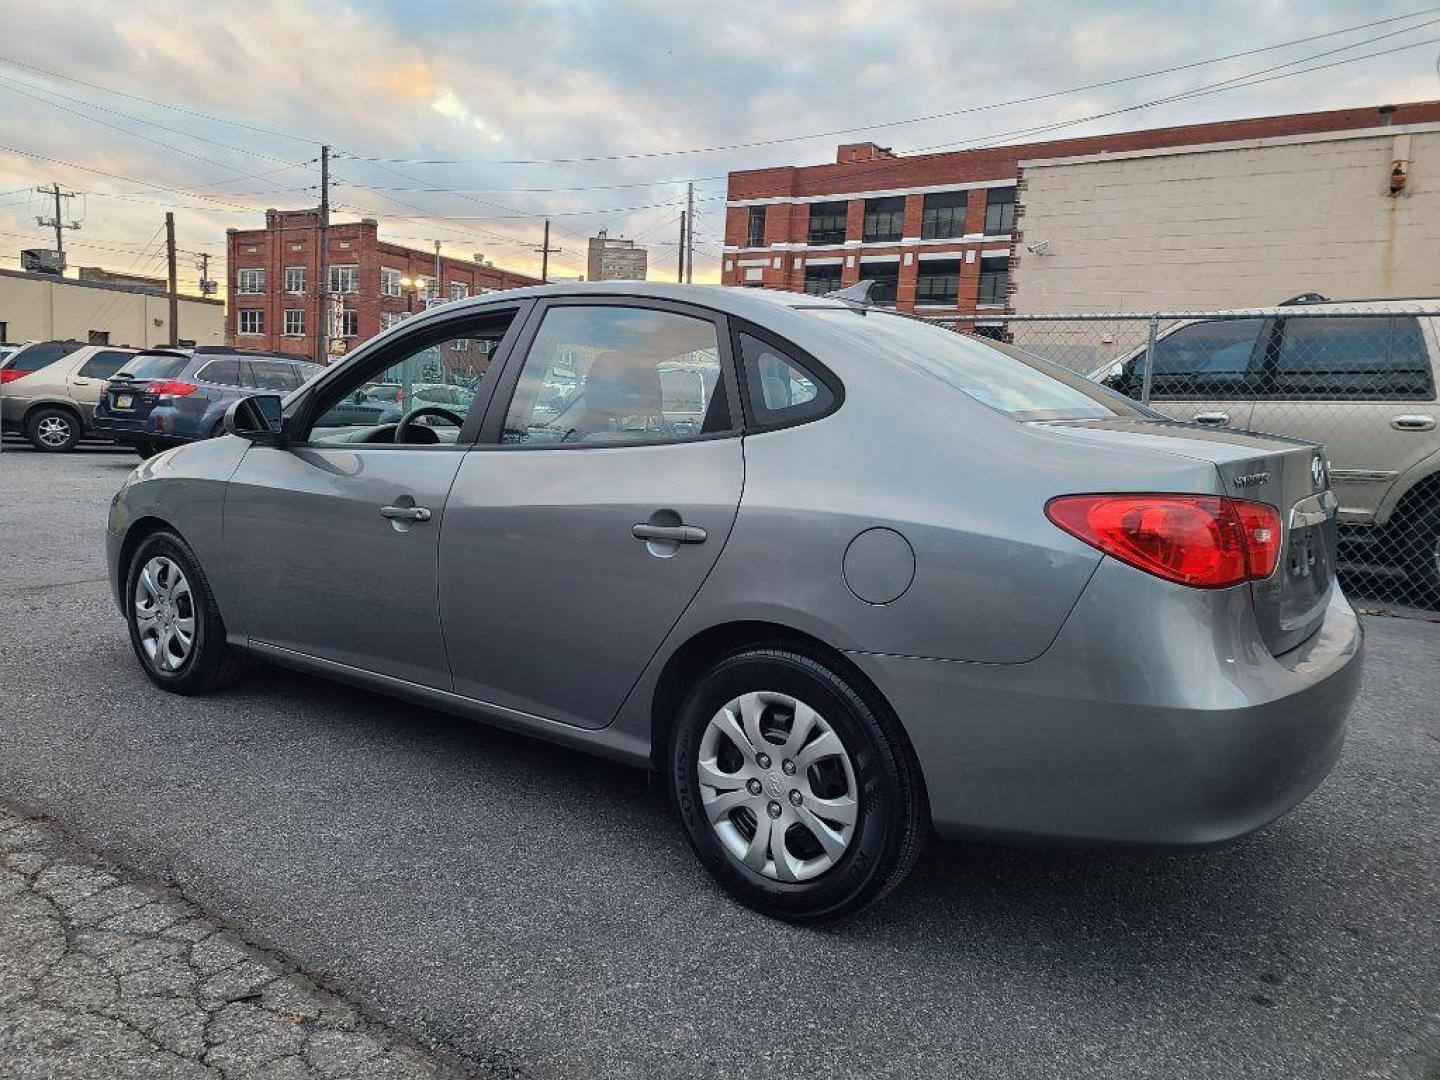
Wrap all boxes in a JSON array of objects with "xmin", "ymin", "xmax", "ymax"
[
  {"xmin": 237, "ymin": 268, "xmax": 265, "ymax": 295},
  {"xmin": 238, "ymin": 309, "xmax": 264, "ymax": 335},
  {"xmin": 284, "ymin": 266, "xmax": 306, "ymax": 295},
  {"xmin": 329, "ymin": 264, "xmax": 359, "ymax": 295},
  {"xmin": 380, "ymin": 267, "xmax": 403, "ymax": 297},
  {"xmin": 283, "ymin": 308, "xmax": 305, "ymax": 337},
  {"xmin": 340, "ymin": 308, "xmax": 359, "ymax": 337}
]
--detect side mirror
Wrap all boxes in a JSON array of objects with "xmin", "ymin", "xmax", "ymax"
[{"xmin": 222, "ymin": 394, "xmax": 285, "ymax": 444}]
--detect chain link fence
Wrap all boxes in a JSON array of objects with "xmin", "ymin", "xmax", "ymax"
[{"xmin": 923, "ymin": 305, "xmax": 1440, "ymax": 619}]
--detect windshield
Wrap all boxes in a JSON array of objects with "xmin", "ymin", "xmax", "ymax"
[
  {"xmin": 807, "ymin": 309, "xmax": 1141, "ymax": 421},
  {"xmin": 116, "ymin": 354, "xmax": 191, "ymax": 381}
]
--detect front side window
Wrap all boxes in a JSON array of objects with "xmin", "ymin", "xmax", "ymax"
[
  {"xmin": 501, "ymin": 305, "xmax": 729, "ymax": 444},
  {"xmin": 916, "ymin": 259, "xmax": 961, "ymax": 306},
  {"xmin": 238, "ymin": 309, "xmax": 264, "ymax": 335},
  {"xmin": 859, "ymin": 261, "xmax": 899, "ymax": 304},
  {"xmin": 283, "ymin": 309, "xmax": 305, "ymax": 336},
  {"xmin": 921, "ymin": 191, "xmax": 967, "ymax": 239},
  {"xmin": 284, "ymin": 266, "xmax": 306, "ymax": 294},
  {"xmin": 1135, "ymin": 318, "xmax": 1266, "ymax": 399},
  {"xmin": 195, "ymin": 359, "xmax": 245, "ymax": 387},
  {"xmin": 984, "ymin": 187, "xmax": 1016, "ymax": 235},
  {"xmin": 803, "ymin": 264, "xmax": 841, "ymax": 296},
  {"xmin": 329, "ymin": 265, "xmax": 359, "ymax": 295},
  {"xmin": 237, "ymin": 268, "xmax": 265, "ymax": 294},
  {"xmin": 807, "ymin": 201, "xmax": 848, "ymax": 246},
  {"xmin": 738, "ymin": 332, "xmax": 834, "ymax": 428},
  {"xmin": 978, "ymin": 256, "xmax": 1009, "ymax": 305},
  {"xmin": 248, "ymin": 360, "xmax": 300, "ymax": 391},
  {"xmin": 380, "ymin": 268, "xmax": 402, "ymax": 297},
  {"xmin": 746, "ymin": 206, "xmax": 766, "ymax": 247},
  {"xmin": 862, "ymin": 196, "xmax": 905, "ymax": 243},
  {"xmin": 77, "ymin": 350, "xmax": 132, "ymax": 379}
]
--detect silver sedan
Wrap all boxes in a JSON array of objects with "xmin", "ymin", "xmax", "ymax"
[{"xmin": 106, "ymin": 283, "xmax": 1362, "ymax": 921}]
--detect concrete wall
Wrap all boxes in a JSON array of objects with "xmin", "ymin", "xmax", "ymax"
[
  {"xmin": 1011, "ymin": 124, "xmax": 1440, "ymax": 313},
  {"xmin": 0, "ymin": 271, "xmax": 223, "ymax": 347}
]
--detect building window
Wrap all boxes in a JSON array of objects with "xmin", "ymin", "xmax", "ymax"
[
  {"xmin": 802, "ymin": 264, "xmax": 841, "ymax": 295},
  {"xmin": 862, "ymin": 196, "xmax": 905, "ymax": 243},
  {"xmin": 921, "ymin": 191, "xmax": 967, "ymax": 239},
  {"xmin": 807, "ymin": 201, "xmax": 848, "ymax": 246},
  {"xmin": 379, "ymin": 311, "xmax": 404, "ymax": 331},
  {"xmin": 284, "ymin": 266, "xmax": 306, "ymax": 294},
  {"xmin": 746, "ymin": 206, "xmax": 766, "ymax": 247},
  {"xmin": 380, "ymin": 267, "xmax": 402, "ymax": 297},
  {"xmin": 859, "ymin": 261, "xmax": 899, "ymax": 304},
  {"xmin": 978, "ymin": 255, "xmax": 1010, "ymax": 305},
  {"xmin": 329, "ymin": 264, "xmax": 359, "ymax": 294},
  {"xmin": 340, "ymin": 308, "xmax": 359, "ymax": 337},
  {"xmin": 87, "ymin": 330, "xmax": 110, "ymax": 345},
  {"xmin": 916, "ymin": 259, "xmax": 961, "ymax": 306},
  {"xmin": 238, "ymin": 309, "xmax": 264, "ymax": 335},
  {"xmin": 236, "ymin": 268, "xmax": 265, "ymax": 294},
  {"xmin": 450, "ymin": 282, "xmax": 468, "ymax": 301},
  {"xmin": 283, "ymin": 309, "xmax": 305, "ymax": 336},
  {"xmin": 984, "ymin": 187, "xmax": 1015, "ymax": 235}
]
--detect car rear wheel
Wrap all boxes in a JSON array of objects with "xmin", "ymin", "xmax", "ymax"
[
  {"xmin": 125, "ymin": 531, "xmax": 244, "ymax": 694},
  {"xmin": 1399, "ymin": 502, "xmax": 1440, "ymax": 602},
  {"xmin": 133, "ymin": 440, "xmax": 157, "ymax": 459},
  {"xmin": 26, "ymin": 407, "xmax": 81, "ymax": 452},
  {"xmin": 670, "ymin": 649, "xmax": 925, "ymax": 922}
]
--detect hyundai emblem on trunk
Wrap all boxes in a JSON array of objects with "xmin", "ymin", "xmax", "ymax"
[{"xmin": 1232, "ymin": 472, "xmax": 1270, "ymax": 488}]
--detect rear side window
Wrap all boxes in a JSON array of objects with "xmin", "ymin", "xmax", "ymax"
[
  {"xmin": 248, "ymin": 360, "xmax": 300, "ymax": 391},
  {"xmin": 7, "ymin": 341, "xmax": 83, "ymax": 373},
  {"xmin": 195, "ymin": 360, "xmax": 245, "ymax": 386},
  {"xmin": 118, "ymin": 354, "xmax": 190, "ymax": 381},
  {"xmin": 738, "ymin": 332, "xmax": 834, "ymax": 428},
  {"xmin": 77, "ymin": 350, "xmax": 133, "ymax": 380},
  {"xmin": 1271, "ymin": 316, "xmax": 1434, "ymax": 399}
]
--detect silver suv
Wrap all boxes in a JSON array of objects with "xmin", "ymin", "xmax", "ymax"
[{"xmin": 1097, "ymin": 297, "xmax": 1440, "ymax": 599}]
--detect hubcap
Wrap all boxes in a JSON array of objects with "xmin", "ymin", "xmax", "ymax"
[
  {"xmin": 133, "ymin": 557, "xmax": 196, "ymax": 672},
  {"xmin": 36, "ymin": 416, "xmax": 72, "ymax": 446},
  {"xmin": 696, "ymin": 691, "xmax": 860, "ymax": 883}
]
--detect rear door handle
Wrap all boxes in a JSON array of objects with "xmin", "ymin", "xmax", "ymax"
[
  {"xmin": 1194, "ymin": 411, "xmax": 1230, "ymax": 426},
  {"xmin": 1391, "ymin": 414, "xmax": 1436, "ymax": 431},
  {"xmin": 632, "ymin": 523, "xmax": 707, "ymax": 544},
  {"xmin": 380, "ymin": 505, "xmax": 432, "ymax": 522}
]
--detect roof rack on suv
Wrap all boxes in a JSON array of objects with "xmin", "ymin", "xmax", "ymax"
[
  {"xmin": 1279, "ymin": 292, "xmax": 1440, "ymax": 306},
  {"xmin": 1279, "ymin": 293, "xmax": 1330, "ymax": 305}
]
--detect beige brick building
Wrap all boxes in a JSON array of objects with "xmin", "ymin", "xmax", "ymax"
[
  {"xmin": 0, "ymin": 268, "xmax": 223, "ymax": 348},
  {"xmin": 1011, "ymin": 120, "xmax": 1440, "ymax": 313}
]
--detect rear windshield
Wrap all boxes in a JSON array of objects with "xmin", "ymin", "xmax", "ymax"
[
  {"xmin": 6, "ymin": 341, "xmax": 84, "ymax": 373},
  {"xmin": 807, "ymin": 309, "xmax": 1143, "ymax": 421},
  {"xmin": 116, "ymin": 354, "xmax": 191, "ymax": 381}
]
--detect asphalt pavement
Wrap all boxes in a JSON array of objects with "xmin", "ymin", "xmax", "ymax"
[{"xmin": 1, "ymin": 444, "xmax": 1438, "ymax": 1079}]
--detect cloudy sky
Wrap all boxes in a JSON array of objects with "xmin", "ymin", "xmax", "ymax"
[{"xmin": 0, "ymin": 0, "xmax": 1437, "ymax": 291}]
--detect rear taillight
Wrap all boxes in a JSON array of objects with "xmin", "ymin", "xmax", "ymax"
[
  {"xmin": 1045, "ymin": 494, "xmax": 1282, "ymax": 589},
  {"xmin": 0, "ymin": 368, "xmax": 26, "ymax": 384},
  {"xmin": 145, "ymin": 380, "xmax": 198, "ymax": 399}
]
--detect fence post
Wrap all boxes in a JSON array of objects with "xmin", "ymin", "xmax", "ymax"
[{"xmin": 1140, "ymin": 314, "xmax": 1159, "ymax": 406}]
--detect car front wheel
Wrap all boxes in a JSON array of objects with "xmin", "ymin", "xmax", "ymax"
[
  {"xmin": 125, "ymin": 531, "xmax": 243, "ymax": 694},
  {"xmin": 26, "ymin": 407, "xmax": 81, "ymax": 452},
  {"xmin": 670, "ymin": 649, "xmax": 926, "ymax": 922}
]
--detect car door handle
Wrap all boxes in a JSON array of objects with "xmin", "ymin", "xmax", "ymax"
[
  {"xmin": 1391, "ymin": 414, "xmax": 1436, "ymax": 432},
  {"xmin": 72, "ymin": 378, "xmax": 92, "ymax": 386},
  {"xmin": 379, "ymin": 505, "xmax": 432, "ymax": 522},
  {"xmin": 1194, "ymin": 411, "xmax": 1230, "ymax": 426},
  {"xmin": 631, "ymin": 523, "xmax": 707, "ymax": 544}
]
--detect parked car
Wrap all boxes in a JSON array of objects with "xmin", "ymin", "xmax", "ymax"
[
  {"xmin": 1, "ymin": 341, "xmax": 137, "ymax": 451},
  {"xmin": 93, "ymin": 348, "xmax": 324, "ymax": 458},
  {"xmin": 106, "ymin": 282, "xmax": 1362, "ymax": 921},
  {"xmin": 1094, "ymin": 295, "xmax": 1440, "ymax": 598},
  {"xmin": 0, "ymin": 342, "xmax": 26, "ymax": 366}
]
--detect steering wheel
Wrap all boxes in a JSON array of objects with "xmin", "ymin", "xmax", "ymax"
[{"xmin": 394, "ymin": 406, "xmax": 466, "ymax": 444}]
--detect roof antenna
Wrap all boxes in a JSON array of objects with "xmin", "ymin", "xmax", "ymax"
[{"xmin": 825, "ymin": 279, "xmax": 875, "ymax": 306}]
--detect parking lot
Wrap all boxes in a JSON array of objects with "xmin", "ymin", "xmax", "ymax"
[{"xmin": 1, "ymin": 443, "xmax": 1438, "ymax": 1079}]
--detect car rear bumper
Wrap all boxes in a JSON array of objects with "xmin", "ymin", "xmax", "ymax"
[
  {"xmin": 848, "ymin": 561, "xmax": 1363, "ymax": 846},
  {"xmin": 91, "ymin": 414, "xmax": 153, "ymax": 443}
]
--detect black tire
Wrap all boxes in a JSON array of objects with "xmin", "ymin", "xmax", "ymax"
[
  {"xmin": 133, "ymin": 441, "xmax": 157, "ymax": 459},
  {"xmin": 25, "ymin": 406, "xmax": 82, "ymax": 452},
  {"xmin": 670, "ymin": 648, "xmax": 926, "ymax": 923},
  {"xmin": 124, "ymin": 530, "xmax": 244, "ymax": 695},
  {"xmin": 1398, "ymin": 502, "xmax": 1440, "ymax": 603}
]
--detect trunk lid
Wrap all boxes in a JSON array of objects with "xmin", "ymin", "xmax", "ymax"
[{"xmin": 1032, "ymin": 417, "xmax": 1337, "ymax": 655}]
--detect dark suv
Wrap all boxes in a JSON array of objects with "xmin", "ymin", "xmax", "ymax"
[{"xmin": 93, "ymin": 347, "xmax": 324, "ymax": 457}]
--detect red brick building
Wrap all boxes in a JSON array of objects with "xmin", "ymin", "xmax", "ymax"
[
  {"xmin": 225, "ymin": 210, "xmax": 540, "ymax": 359},
  {"xmin": 722, "ymin": 101, "xmax": 1440, "ymax": 325}
]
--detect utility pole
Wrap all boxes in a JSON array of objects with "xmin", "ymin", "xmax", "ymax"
[
  {"xmin": 684, "ymin": 181, "xmax": 694, "ymax": 284},
  {"xmin": 317, "ymin": 144, "xmax": 330, "ymax": 364},
  {"xmin": 433, "ymin": 240, "xmax": 442, "ymax": 302},
  {"xmin": 165, "ymin": 212, "xmax": 178, "ymax": 347},
  {"xmin": 34, "ymin": 182, "xmax": 80, "ymax": 270},
  {"xmin": 534, "ymin": 219, "xmax": 561, "ymax": 284},
  {"xmin": 677, "ymin": 211, "xmax": 686, "ymax": 283}
]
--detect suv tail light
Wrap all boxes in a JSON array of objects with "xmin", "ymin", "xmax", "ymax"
[
  {"xmin": 145, "ymin": 380, "xmax": 198, "ymax": 399},
  {"xmin": 0, "ymin": 368, "xmax": 27, "ymax": 384},
  {"xmin": 1045, "ymin": 494, "xmax": 1282, "ymax": 589}
]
